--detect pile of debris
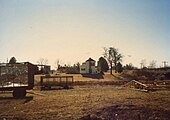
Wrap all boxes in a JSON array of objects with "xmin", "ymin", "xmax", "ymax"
[
  {"xmin": 124, "ymin": 80, "xmax": 149, "ymax": 92},
  {"xmin": 124, "ymin": 80, "xmax": 170, "ymax": 92}
]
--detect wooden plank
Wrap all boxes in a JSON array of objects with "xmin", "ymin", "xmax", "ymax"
[{"xmin": 124, "ymin": 80, "xmax": 149, "ymax": 91}]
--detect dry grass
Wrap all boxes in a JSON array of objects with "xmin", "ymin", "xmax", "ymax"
[
  {"xmin": 1, "ymin": 72, "xmax": 170, "ymax": 120},
  {"xmin": 34, "ymin": 72, "xmax": 124, "ymax": 84},
  {"xmin": 0, "ymin": 85, "xmax": 170, "ymax": 120}
]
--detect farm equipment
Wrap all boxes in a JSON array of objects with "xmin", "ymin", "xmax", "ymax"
[
  {"xmin": 0, "ymin": 62, "xmax": 37, "ymax": 98},
  {"xmin": 40, "ymin": 75, "xmax": 74, "ymax": 90}
]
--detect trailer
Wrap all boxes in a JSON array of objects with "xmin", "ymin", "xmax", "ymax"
[
  {"xmin": 40, "ymin": 75, "xmax": 74, "ymax": 90},
  {"xmin": 0, "ymin": 62, "xmax": 37, "ymax": 98}
]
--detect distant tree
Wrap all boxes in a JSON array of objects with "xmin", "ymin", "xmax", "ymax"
[
  {"xmin": 64, "ymin": 64, "xmax": 67, "ymax": 67},
  {"xmin": 37, "ymin": 58, "xmax": 48, "ymax": 65},
  {"xmin": 76, "ymin": 62, "xmax": 80, "ymax": 72},
  {"xmin": 149, "ymin": 60, "xmax": 157, "ymax": 69},
  {"xmin": 162, "ymin": 61, "xmax": 168, "ymax": 68},
  {"xmin": 58, "ymin": 62, "xmax": 80, "ymax": 74},
  {"xmin": 140, "ymin": 59, "xmax": 146, "ymax": 69},
  {"xmin": 116, "ymin": 62, "xmax": 123, "ymax": 73},
  {"xmin": 97, "ymin": 57, "xmax": 109, "ymax": 72},
  {"xmin": 9, "ymin": 57, "xmax": 17, "ymax": 64},
  {"xmin": 54, "ymin": 59, "xmax": 60, "ymax": 71},
  {"xmin": 124, "ymin": 63, "xmax": 135, "ymax": 70},
  {"xmin": 103, "ymin": 47, "xmax": 123, "ymax": 74}
]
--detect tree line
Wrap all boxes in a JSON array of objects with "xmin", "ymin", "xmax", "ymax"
[
  {"xmin": 7, "ymin": 46, "xmax": 167, "ymax": 75},
  {"xmin": 6, "ymin": 46, "xmax": 132, "ymax": 75}
]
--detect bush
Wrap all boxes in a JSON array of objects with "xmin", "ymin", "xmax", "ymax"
[
  {"xmin": 165, "ymin": 72, "xmax": 170, "ymax": 79},
  {"xmin": 65, "ymin": 67, "xmax": 79, "ymax": 74}
]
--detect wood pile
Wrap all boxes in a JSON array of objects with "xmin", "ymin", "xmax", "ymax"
[{"xmin": 124, "ymin": 80, "xmax": 149, "ymax": 92}]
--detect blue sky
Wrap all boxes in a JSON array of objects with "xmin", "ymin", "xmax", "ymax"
[{"xmin": 0, "ymin": 0, "xmax": 170, "ymax": 68}]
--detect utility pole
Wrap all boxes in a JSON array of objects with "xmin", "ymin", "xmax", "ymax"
[{"xmin": 140, "ymin": 63, "xmax": 143, "ymax": 69}]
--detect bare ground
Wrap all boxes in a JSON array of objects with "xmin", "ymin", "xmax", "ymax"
[{"xmin": 0, "ymin": 84, "xmax": 170, "ymax": 120}]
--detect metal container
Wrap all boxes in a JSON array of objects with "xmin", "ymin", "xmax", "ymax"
[{"xmin": 0, "ymin": 62, "xmax": 37, "ymax": 98}]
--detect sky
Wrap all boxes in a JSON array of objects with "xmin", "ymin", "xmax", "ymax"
[{"xmin": 0, "ymin": 0, "xmax": 170, "ymax": 68}]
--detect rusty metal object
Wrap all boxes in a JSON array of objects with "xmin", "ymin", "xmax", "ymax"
[
  {"xmin": 40, "ymin": 75, "xmax": 74, "ymax": 90},
  {"xmin": 0, "ymin": 62, "xmax": 37, "ymax": 97}
]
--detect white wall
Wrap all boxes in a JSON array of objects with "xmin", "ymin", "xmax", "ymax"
[{"xmin": 80, "ymin": 60, "xmax": 97, "ymax": 74}]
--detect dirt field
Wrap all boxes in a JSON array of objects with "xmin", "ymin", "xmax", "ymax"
[
  {"xmin": 1, "ymin": 72, "xmax": 170, "ymax": 120},
  {"xmin": 0, "ymin": 84, "xmax": 170, "ymax": 120}
]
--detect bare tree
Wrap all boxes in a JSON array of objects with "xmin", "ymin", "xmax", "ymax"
[
  {"xmin": 162, "ymin": 61, "xmax": 168, "ymax": 68},
  {"xmin": 54, "ymin": 59, "xmax": 60, "ymax": 70},
  {"xmin": 149, "ymin": 60, "xmax": 157, "ymax": 68},
  {"xmin": 103, "ymin": 47, "xmax": 123, "ymax": 74},
  {"xmin": 37, "ymin": 58, "xmax": 48, "ymax": 65},
  {"xmin": 76, "ymin": 62, "xmax": 80, "ymax": 72},
  {"xmin": 124, "ymin": 63, "xmax": 135, "ymax": 70},
  {"xmin": 140, "ymin": 59, "xmax": 146, "ymax": 69}
]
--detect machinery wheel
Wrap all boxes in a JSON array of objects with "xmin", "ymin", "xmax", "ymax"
[{"xmin": 13, "ymin": 89, "xmax": 27, "ymax": 98}]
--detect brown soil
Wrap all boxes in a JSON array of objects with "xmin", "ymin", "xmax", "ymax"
[
  {"xmin": 1, "ymin": 72, "xmax": 170, "ymax": 120},
  {"xmin": 0, "ymin": 85, "xmax": 170, "ymax": 120}
]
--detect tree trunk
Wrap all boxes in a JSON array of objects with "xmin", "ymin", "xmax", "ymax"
[
  {"xmin": 114, "ymin": 62, "xmax": 117, "ymax": 73},
  {"xmin": 110, "ymin": 62, "xmax": 113, "ymax": 75}
]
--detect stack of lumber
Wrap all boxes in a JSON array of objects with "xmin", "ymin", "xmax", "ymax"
[{"xmin": 124, "ymin": 80, "xmax": 149, "ymax": 92}]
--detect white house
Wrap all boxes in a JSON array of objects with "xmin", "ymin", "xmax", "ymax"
[{"xmin": 80, "ymin": 58, "xmax": 97, "ymax": 74}]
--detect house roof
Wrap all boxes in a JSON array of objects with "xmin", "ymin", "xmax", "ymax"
[{"xmin": 86, "ymin": 58, "xmax": 95, "ymax": 62}]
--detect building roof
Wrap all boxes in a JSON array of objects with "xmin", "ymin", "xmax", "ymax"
[{"xmin": 86, "ymin": 58, "xmax": 95, "ymax": 62}]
